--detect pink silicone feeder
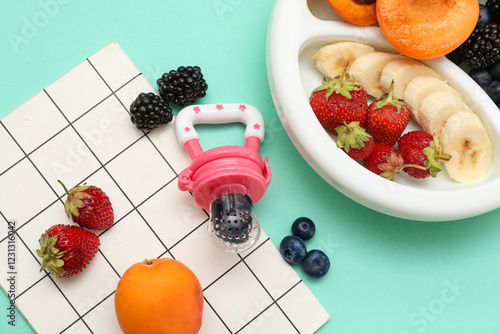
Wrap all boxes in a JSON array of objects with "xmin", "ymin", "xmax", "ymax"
[{"xmin": 175, "ymin": 103, "xmax": 271, "ymax": 252}]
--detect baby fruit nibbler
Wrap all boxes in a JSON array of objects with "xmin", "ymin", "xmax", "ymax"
[{"xmin": 175, "ymin": 103, "xmax": 271, "ymax": 252}]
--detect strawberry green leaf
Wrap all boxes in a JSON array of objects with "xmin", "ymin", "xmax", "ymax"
[
  {"xmin": 374, "ymin": 80, "xmax": 406, "ymax": 112},
  {"xmin": 335, "ymin": 121, "xmax": 372, "ymax": 152},
  {"xmin": 37, "ymin": 233, "xmax": 67, "ymax": 279}
]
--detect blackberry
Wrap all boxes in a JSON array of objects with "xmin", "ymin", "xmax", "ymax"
[
  {"xmin": 210, "ymin": 193, "xmax": 253, "ymax": 244},
  {"xmin": 486, "ymin": 0, "xmax": 500, "ymax": 23},
  {"xmin": 129, "ymin": 92, "xmax": 173, "ymax": 130},
  {"xmin": 459, "ymin": 23, "xmax": 500, "ymax": 68},
  {"xmin": 157, "ymin": 66, "xmax": 208, "ymax": 106}
]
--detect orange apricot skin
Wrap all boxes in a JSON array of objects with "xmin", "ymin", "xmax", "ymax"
[
  {"xmin": 376, "ymin": 0, "xmax": 479, "ymax": 59},
  {"xmin": 327, "ymin": 0, "xmax": 377, "ymax": 26},
  {"xmin": 115, "ymin": 258, "xmax": 204, "ymax": 334}
]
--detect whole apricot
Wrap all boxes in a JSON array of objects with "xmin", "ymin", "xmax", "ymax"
[{"xmin": 114, "ymin": 258, "xmax": 203, "ymax": 334}]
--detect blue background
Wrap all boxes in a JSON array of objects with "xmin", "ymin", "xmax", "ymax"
[{"xmin": 1, "ymin": 0, "xmax": 499, "ymax": 333}]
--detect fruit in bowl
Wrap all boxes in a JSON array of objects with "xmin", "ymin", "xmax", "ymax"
[
  {"xmin": 267, "ymin": 0, "xmax": 500, "ymax": 220},
  {"xmin": 310, "ymin": 41, "xmax": 493, "ymax": 183}
]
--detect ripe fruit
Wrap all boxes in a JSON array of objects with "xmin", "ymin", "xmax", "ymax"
[
  {"xmin": 291, "ymin": 217, "xmax": 316, "ymax": 241},
  {"xmin": 398, "ymin": 131, "xmax": 451, "ymax": 179},
  {"xmin": 302, "ymin": 250, "xmax": 330, "ymax": 278},
  {"xmin": 130, "ymin": 92, "xmax": 173, "ymax": 131},
  {"xmin": 58, "ymin": 180, "xmax": 114, "ymax": 230},
  {"xmin": 486, "ymin": 0, "xmax": 500, "ymax": 22},
  {"xmin": 376, "ymin": 0, "xmax": 479, "ymax": 59},
  {"xmin": 280, "ymin": 235, "xmax": 307, "ymax": 264},
  {"xmin": 418, "ymin": 91, "xmax": 472, "ymax": 137},
  {"xmin": 469, "ymin": 67, "xmax": 493, "ymax": 88},
  {"xmin": 309, "ymin": 67, "xmax": 368, "ymax": 135},
  {"xmin": 36, "ymin": 224, "xmax": 100, "ymax": 278},
  {"xmin": 403, "ymin": 75, "xmax": 463, "ymax": 123},
  {"xmin": 326, "ymin": 0, "xmax": 377, "ymax": 26},
  {"xmin": 363, "ymin": 142, "xmax": 404, "ymax": 180},
  {"xmin": 379, "ymin": 58, "xmax": 442, "ymax": 99},
  {"xmin": 459, "ymin": 23, "xmax": 500, "ymax": 68},
  {"xmin": 477, "ymin": 4, "xmax": 493, "ymax": 28},
  {"xmin": 348, "ymin": 51, "xmax": 405, "ymax": 98},
  {"xmin": 366, "ymin": 81, "xmax": 410, "ymax": 146},
  {"xmin": 312, "ymin": 42, "xmax": 375, "ymax": 80},
  {"xmin": 115, "ymin": 258, "xmax": 203, "ymax": 334},
  {"xmin": 335, "ymin": 121, "xmax": 374, "ymax": 160},
  {"xmin": 439, "ymin": 111, "xmax": 493, "ymax": 182},
  {"xmin": 157, "ymin": 66, "xmax": 208, "ymax": 106},
  {"xmin": 487, "ymin": 81, "xmax": 500, "ymax": 105}
]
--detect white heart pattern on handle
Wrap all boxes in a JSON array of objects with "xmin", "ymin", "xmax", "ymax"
[{"xmin": 175, "ymin": 103, "xmax": 265, "ymax": 146}]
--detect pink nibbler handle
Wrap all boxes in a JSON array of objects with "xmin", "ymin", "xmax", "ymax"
[{"xmin": 175, "ymin": 104, "xmax": 265, "ymax": 147}]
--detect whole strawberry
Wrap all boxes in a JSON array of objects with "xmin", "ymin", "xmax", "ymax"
[
  {"xmin": 363, "ymin": 142, "xmax": 405, "ymax": 180},
  {"xmin": 36, "ymin": 224, "xmax": 100, "ymax": 278},
  {"xmin": 398, "ymin": 131, "xmax": 451, "ymax": 179},
  {"xmin": 366, "ymin": 80, "xmax": 409, "ymax": 145},
  {"xmin": 309, "ymin": 66, "xmax": 368, "ymax": 135},
  {"xmin": 335, "ymin": 121, "xmax": 374, "ymax": 160},
  {"xmin": 58, "ymin": 180, "xmax": 114, "ymax": 230}
]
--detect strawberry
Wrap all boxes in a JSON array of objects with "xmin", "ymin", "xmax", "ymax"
[
  {"xmin": 36, "ymin": 224, "xmax": 100, "ymax": 278},
  {"xmin": 363, "ymin": 142, "xmax": 405, "ymax": 180},
  {"xmin": 398, "ymin": 131, "xmax": 451, "ymax": 179},
  {"xmin": 366, "ymin": 80, "xmax": 409, "ymax": 145},
  {"xmin": 58, "ymin": 180, "xmax": 114, "ymax": 230},
  {"xmin": 335, "ymin": 121, "xmax": 374, "ymax": 160},
  {"xmin": 309, "ymin": 66, "xmax": 368, "ymax": 135}
]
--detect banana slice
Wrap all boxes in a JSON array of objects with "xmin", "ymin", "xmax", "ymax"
[
  {"xmin": 403, "ymin": 75, "xmax": 463, "ymax": 123},
  {"xmin": 311, "ymin": 42, "xmax": 375, "ymax": 80},
  {"xmin": 418, "ymin": 90, "xmax": 473, "ymax": 137},
  {"xmin": 348, "ymin": 52, "xmax": 406, "ymax": 98},
  {"xmin": 380, "ymin": 58, "xmax": 442, "ymax": 99},
  {"xmin": 440, "ymin": 111, "xmax": 493, "ymax": 183}
]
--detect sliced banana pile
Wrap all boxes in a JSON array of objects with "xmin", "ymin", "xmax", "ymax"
[{"xmin": 311, "ymin": 41, "xmax": 493, "ymax": 183}]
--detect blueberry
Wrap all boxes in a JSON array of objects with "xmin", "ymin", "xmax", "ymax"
[
  {"xmin": 280, "ymin": 235, "xmax": 307, "ymax": 264},
  {"xmin": 477, "ymin": 5, "xmax": 493, "ymax": 28},
  {"xmin": 490, "ymin": 61, "xmax": 500, "ymax": 80},
  {"xmin": 291, "ymin": 217, "xmax": 316, "ymax": 240},
  {"xmin": 487, "ymin": 80, "xmax": 500, "ymax": 104},
  {"xmin": 469, "ymin": 67, "xmax": 492, "ymax": 88},
  {"xmin": 302, "ymin": 250, "xmax": 330, "ymax": 278}
]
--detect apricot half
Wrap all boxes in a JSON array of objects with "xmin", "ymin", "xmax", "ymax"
[
  {"xmin": 376, "ymin": 0, "xmax": 479, "ymax": 59},
  {"xmin": 327, "ymin": 0, "xmax": 377, "ymax": 26}
]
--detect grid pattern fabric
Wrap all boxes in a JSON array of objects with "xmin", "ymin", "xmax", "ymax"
[{"xmin": 0, "ymin": 41, "xmax": 329, "ymax": 334}]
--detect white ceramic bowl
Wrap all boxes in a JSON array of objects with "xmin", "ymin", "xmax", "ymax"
[{"xmin": 266, "ymin": 0, "xmax": 500, "ymax": 221}]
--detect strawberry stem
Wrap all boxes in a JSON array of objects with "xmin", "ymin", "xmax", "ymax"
[
  {"xmin": 58, "ymin": 180, "xmax": 72, "ymax": 201},
  {"xmin": 375, "ymin": 80, "xmax": 405, "ymax": 111},
  {"xmin": 313, "ymin": 63, "xmax": 361, "ymax": 100},
  {"xmin": 401, "ymin": 163, "xmax": 429, "ymax": 171}
]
